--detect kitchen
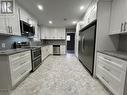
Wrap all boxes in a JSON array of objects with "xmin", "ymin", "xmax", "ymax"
[{"xmin": 0, "ymin": 0, "xmax": 127, "ymax": 95}]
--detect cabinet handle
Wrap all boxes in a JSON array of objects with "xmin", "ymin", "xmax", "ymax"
[
  {"xmin": 121, "ymin": 23, "xmax": 124, "ymax": 32},
  {"xmin": 8, "ymin": 26, "xmax": 11, "ymax": 33},
  {"xmin": 124, "ymin": 22, "xmax": 127, "ymax": 32},
  {"xmin": 20, "ymin": 70, "xmax": 27, "ymax": 75},
  {"xmin": 102, "ymin": 76, "xmax": 109, "ymax": 84},
  {"xmin": 10, "ymin": 27, "xmax": 13, "ymax": 33},
  {"xmin": 103, "ymin": 66, "xmax": 110, "ymax": 72},
  {"xmin": 20, "ymin": 62, "xmax": 26, "ymax": 66},
  {"xmin": 103, "ymin": 57, "xmax": 111, "ymax": 61}
]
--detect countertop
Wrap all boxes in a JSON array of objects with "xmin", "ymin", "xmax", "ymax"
[
  {"xmin": 0, "ymin": 49, "xmax": 30, "ymax": 55},
  {"xmin": 42, "ymin": 44, "xmax": 66, "ymax": 47},
  {"xmin": 98, "ymin": 50, "xmax": 127, "ymax": 61}
]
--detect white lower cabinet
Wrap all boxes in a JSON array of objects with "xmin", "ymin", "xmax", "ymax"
[
  {"xmin": 41, "ymin": 45, "xmax": 66, "ymax": 61},
  {"xmin": 0, "ymin": 51, "xmax": 32, "ymax": 95},
  {"xmin": 60, "ymin": 45, "xmax": 66, "ymax": 54},
  {"xmin": 96, "ymin": 52, "xmax": 127, "ymax": 95},
  {"xmin": 41, "ymin": 45, "xmax": 53, "ymax": 61}
]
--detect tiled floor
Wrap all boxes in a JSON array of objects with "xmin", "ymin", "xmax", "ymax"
[{"xmin": 11, "ymin": 54, "xmax": 110, "ymax": 95}]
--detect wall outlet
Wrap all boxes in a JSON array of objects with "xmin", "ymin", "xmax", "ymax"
[{"xmin": 2, "ymin": 43, "xmax": 6, "ymax": 48}]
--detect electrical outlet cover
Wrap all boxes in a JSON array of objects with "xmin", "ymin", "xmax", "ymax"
[{"xmin": 2, "ymin": 43, "xmax": 5, "ymax": 48}]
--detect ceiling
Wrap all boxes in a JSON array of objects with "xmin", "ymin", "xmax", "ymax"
[{"xmin": 17, "ymin": 0, "xmax": 93, "ymax": 27}]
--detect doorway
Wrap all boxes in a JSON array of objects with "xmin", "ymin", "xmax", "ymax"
[{"xmin": 67, "ymin": 33, "xmax": 75, "ymax": 53}]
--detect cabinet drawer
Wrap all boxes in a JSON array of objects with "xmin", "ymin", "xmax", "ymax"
[
  {"xmin": 9, "ymin": 51, "xmax": 30, "ymax": 61},
  {"xmin": 97, "ymin": 53, "xmax": 126, "ymax": 71},
  {"xmin": 97, "ymin": 57, "xmax": 124, "ymax": 81},
  {"xmin": 11, "ymin": 62, "xmax": 31, "ymax": 86},
  {"xmin": 11, "ymin": 55, "xmax": 31, "ymax": 70},
  {"xmin": 96, "ymin": 66, "xmax": 122, "ymax": 95}
]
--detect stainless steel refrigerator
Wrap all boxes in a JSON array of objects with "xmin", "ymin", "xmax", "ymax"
[{"xmin": 78, "ymin": 20, "xmax": 97, "ymax": 75}]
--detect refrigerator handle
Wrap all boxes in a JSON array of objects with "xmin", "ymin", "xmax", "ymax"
[{"xmin": 82, "ymin": 37, "xmax": 85, "ymax": 52}]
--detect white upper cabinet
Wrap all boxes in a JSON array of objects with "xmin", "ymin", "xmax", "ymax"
[
  {"xmin": 19, "ymin": 7, "xmax": 30, "ymax": 23},
  {"xmin": 110, "ymin": 0, "xmax": 126, "ymax": 35},
  {"xmin": 81, "ymin": 3, "xmax": 97, "ymax": 28},
  {"xmin": 0, "ymin": 16, "xmax": 8, "ymax": 34},
  {"xmin": 41, "ymin": 27, "xmax": 66, "ymax": 40},
  {"xmin": 0, "ymin": 3, "xmax": 21, "ymax": 36}
]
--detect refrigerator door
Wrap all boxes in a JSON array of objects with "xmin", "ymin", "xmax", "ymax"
[{"xmin": 78, "ymin": 21, "xmax": 96, "ymax": 75}]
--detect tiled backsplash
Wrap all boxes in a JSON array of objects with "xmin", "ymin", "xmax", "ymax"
[
  {"xmin": 42, "ymin": 39, "xmax": 66, "ymax": 45},
  {"xmin": 0, "ymin": 35, "xmax": 29, "ymax": 49}
]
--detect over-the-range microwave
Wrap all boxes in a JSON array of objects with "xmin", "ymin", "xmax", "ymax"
[{"xmin": 20, "ymin": 20, "xmax": 35, "ymax": 37}]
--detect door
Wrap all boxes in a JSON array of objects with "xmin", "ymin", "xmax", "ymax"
[{"xmin": 67, "ymin": 33, "xmax": 75, "ymax": 53}]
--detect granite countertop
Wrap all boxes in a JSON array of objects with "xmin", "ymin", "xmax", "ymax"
[
  {"xmin": 0, "ymin": 49, "xmax": 30, "ymax": 55},
  {"xmin": 98, "ymin": 50, "xmax": 127, "ymax": 61}
]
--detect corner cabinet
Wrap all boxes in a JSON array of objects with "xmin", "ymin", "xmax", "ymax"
[
  {"xmin": 0, "ymin": 51, "xmax": 32, "ymax": 95},
  {"xmin": 96, "ymin": 52, "xmax": 126, "ymax": 95},
  {"xmin": 0, "ymin": 3, "xmax": 21, "ymax": 36},
  {"xmin": 110, "ymin": 0, "xmax": 127, "ymax": 35}
]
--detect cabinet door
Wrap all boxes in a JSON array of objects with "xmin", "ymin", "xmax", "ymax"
[
  {"xmin": 0, "ymin": 16, "xmax": 8, "ymax": 34},
  {"xmin": 7, "ymin": 14, "xmax": 21, "ymax": 36},
  {"xmin": 123, "ymin": 0, "xmax": 127, "ymax": 32},
  {"xmin": 56, "ymin": 28, "xmax": 61, "ymax": 39},
  {"xmin": 61, "ymin": 28, "xmax": 66, "ymax": 39},
  {"xmin": 60, "ymin": 45, "xmax": 66, "ymax": 54},
  {"xmin": 49, "ymin": 45, "xmax": 53, "ymax": 54},
  {"xmin": 110, "ymin": 0, "xmax": 125, "ymax": 35},
  {"xmin": 41, "ymin": 27, "xmax": 46, "ymax": 39}
]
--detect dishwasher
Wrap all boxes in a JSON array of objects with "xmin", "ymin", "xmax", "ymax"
[{"xmin": 53, "ymin": 45, "xmax": 60, "ymax": 55}]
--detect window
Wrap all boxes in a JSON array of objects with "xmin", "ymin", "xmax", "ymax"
[{"xmin": 67, "ymin": 35, "xmax": 70, "ymax": 41}]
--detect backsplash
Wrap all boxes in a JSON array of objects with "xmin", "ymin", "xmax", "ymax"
[
  {"xmin": 42, "ymin": 39, "xmax": 66, "ymax": 45},
  {"xmin": 118, "ymin": 34, "xmax": 127, "ymax": 52},
  {"xmin": 0, "ymin": 35, "xmax": 29, "ymax": 49}
]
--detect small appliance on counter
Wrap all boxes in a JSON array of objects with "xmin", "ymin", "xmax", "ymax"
[
  {"xmin": 13, "ymin": 41, "xmax": 42, "ymax": 71},
  {"xmin": 13, "ymin": 41, "xmax": 30, "ymax": 49}
]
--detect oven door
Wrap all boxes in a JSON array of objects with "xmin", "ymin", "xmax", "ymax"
[
  {"xmin": 32, "ymin": 57, "xmax": 42, "ymax": 71},
  {"xmin": 32, "ymin": 48, "xmax": 41, "ymax": 60}
]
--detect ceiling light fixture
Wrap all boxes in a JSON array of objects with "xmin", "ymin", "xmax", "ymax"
[
  {"xmin": 37, "ymin": 4, "xmax": 43, "ymax": 10},
  {"xmin": 80, "ymin": 6, "xmax": 84, "ymax": 10},
  {"xmin": 49, "ymin": 21, "xmax": 53, "ymax": 24},
  {"xmin": 72, "ymin": 21, "xmax": 77, "ymax": 24}
]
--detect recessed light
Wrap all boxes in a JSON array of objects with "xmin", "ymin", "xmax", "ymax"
[
  {"xmin": 80, "ymin": 6, "xmax": 84, "ymax": 10},
  {"xmin": 37, "ymin": 4, "xmax": 43, "ymax": 10},
  {"xmin": 72, "ymin": 21, "xmax": 77, "ymax": 24},
  {"xmin": 49, "ymin": 21, "xmax": 53, "ymax": 24}
]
